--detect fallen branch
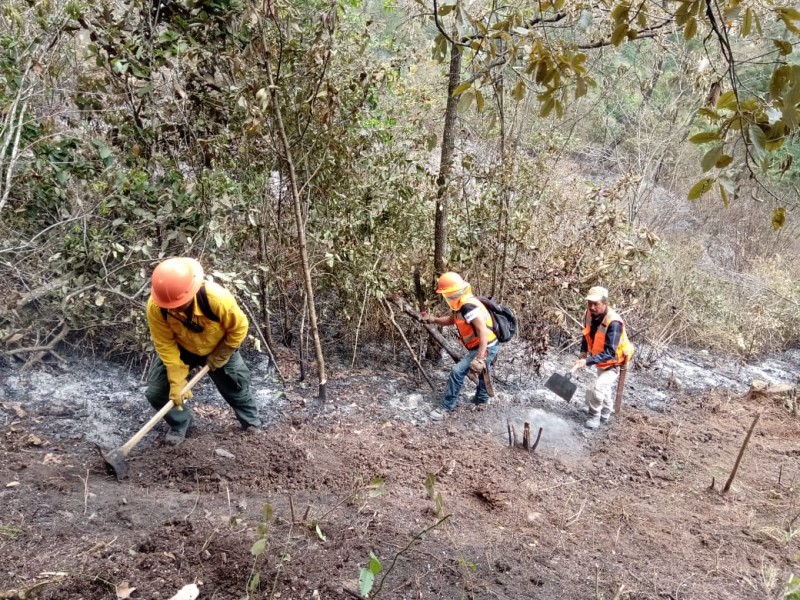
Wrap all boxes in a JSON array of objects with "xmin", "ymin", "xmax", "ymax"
[
  {"xmin": 386, "ymin": 294, "xmax": 478, "ymax": 384},
  {"xmin": 3, "ymin": 322, "xmax": 69, "ymax": 369},
  {"xmin": 722, "ymin": 412, "xmax": 761, "ymax": 493},
  {"xmin": 381, "ymin": 300, "xmax": 436, "ymax": 391}
]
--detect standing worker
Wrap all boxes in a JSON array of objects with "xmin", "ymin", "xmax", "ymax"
[
  {"xmin": 423, "ymin": 272, "xmax": 499, "ymax": 421},
  {"xmin": 571, "ymin": 286, "xmax": 634, "ymax": 429},
  {"xmin": 146, "ymin": 257, "xmax": 262, "ymax": 445}
]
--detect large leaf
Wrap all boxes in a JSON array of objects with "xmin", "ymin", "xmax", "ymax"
[
  {"xmin": 687, "ymin": 177, "xmax": 715, "ymax": 200},
  {"xmin": 451, "ymin": 81, "xmax": 472, "ymax": 97},
  {"xmin": 772, "ymin": 206, "xmax": 786, "ymax": 229},
  {"xmin": 689, "ymin": 131, "xmax": 720, "ymax": 144},
  {"xmin": 716, "ymin": 90, "xmax": 738, "ymax": 110},
  {"xmin": 457, "ymin": 90, "xmax": 475, "ymax": 113},
  {"xmin": 701, "ymin": 146, "xmax": 723, "ymax": 172},
  {"xmin": 748, "ymin": 125, "xmax": 767, "ymax": 161}
]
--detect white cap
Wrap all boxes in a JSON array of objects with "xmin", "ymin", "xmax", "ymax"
[{"xmin": 585, "ymin": 286, "xmax": 608, "ymax": 302}]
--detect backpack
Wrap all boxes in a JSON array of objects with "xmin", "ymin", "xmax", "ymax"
[
  {"xmin": 160, "ymin": 284, "xmax": 219, "ymax": 331},
  {"xmin": 476, "ymin": 296, "xmax": 517, "ymax": 343}
]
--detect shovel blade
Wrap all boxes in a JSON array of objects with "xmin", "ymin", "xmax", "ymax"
[
  {"xmin": 96, "ymin": 444, "xmax": 130, "ymax": 481},
  {"xmin": 544, "ymin": 372, "xmax": 577, "ymax": 402}
]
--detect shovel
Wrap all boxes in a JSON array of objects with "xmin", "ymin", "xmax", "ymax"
[
  {"xmin": 544, "ymin": 371, "xmax": 577, "ymax": 402},
  {"xmin": 98, "ymin": 365, "xmax": 209, "ymax": 480}
]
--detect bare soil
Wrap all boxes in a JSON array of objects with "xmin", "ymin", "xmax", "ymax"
[{"xmin": 1, "ymin": 345, "xmax": 799, "ymax": 600}]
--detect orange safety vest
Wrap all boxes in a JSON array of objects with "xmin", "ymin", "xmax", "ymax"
[
  {"xmin": 582, "ymin": 308, "xmax": 634, "ymax": 369},
  {"xmin": 453, "ymin": 297, "xmax": 497, "ymax": 350}
]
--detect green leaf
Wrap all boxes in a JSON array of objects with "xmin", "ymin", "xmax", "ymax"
[
  {"xmin": 718, "ymin": 175, "xmax": 735, "ymax": 203},
  {"xmin": 315, "ymin": 523, "xmax": 326, "ymax": 541},
  {"xmin": 683, "ymin": 17, "xmax": 697, "ymax": 40},
  {"xmin": 452, "ymin": 81, "xmax": 472, "ymax": 97},
  {"xmin": 687, "ymin": 177, "xmax": 715, "ymax": 200},
  {"xmin": 575, "ymin": 77, "xmax": 588, "ymax": 100},
  {"xmin": 689, "ymin": 131, "xmax": 720, "ymax": 144},
  {"xmin": 437, "ymin": 3, "xmax": 454, "ymax": 16},
  {"xmin": 425, "ymin": 133, "xmax": 438, "ymax": 152},
  {"xmin": 359, "ymin": 569, "xmax": 375, "ymax": 597},
  {"xmin": 511, "ymin": 81, "xmax": 526, "ymax": 102},
  {"xmin": 457, "ymin": 90, "xmax": 474, "ymax": 113},
  {"xmin": 741, "ymin": 8, "xmax": 752, "ymax": 36},
  {"xmin": 368, "ymin": 551, "xmax": 382, "ymax": 575},
  {"xmin": 697, "ymin": 107, "xmax": 721, "ymax": 121},
  {"xmin": 610, "ymin": 23, "xmax": 628, "ymax": 46},
  {"xmin": 425, "ymin": 472, "xmax": 436, "ymax": 500},
  {"xmin": 769, "ymin": 65, "xmax": 791, "ymax": 99},
  {"xmin": 248, "ymin": 572, "xmax": 261, "ymax": 592},
  {"xmin": 718, "ymin": 183, "xmax": 730, "ymax": 208},
  {"xmin": 475, "ymin": 90, "xmax": 485, "ymax": 113},
  {"xmin": 773, "ymin": 39, "xmax": 793, "ymax": 55},
  {"xmin": 262, "ymin": 503, "xmax": 274, "ymax": 522},
  {"xmin": 772, "ymin": 206, "xmax": 786, "ymax": 229},
  {"xmin": 367, "ymin": 477, "xmax": 386, "ymax": 498},
  {"xmin": 715, "ymin": 154, "xmax": 733, "ymax": 169},
  {"xmin": 701, "ymin": 146, "xmax": 723, "ymax": 172},
  {"xmin": 716, "ymin": 90, "xmax": 738, "ymax": 110},
  {"xmin": 540, "ymin": 97, "xmax": 555, "ymax": 118},
  {"xmin": 250, "ymin": 538, "xmax": 266, "ymax": 557},
  {"xmin": 748, "ymin": 125, "xmax": 767, "ymax": 160}
]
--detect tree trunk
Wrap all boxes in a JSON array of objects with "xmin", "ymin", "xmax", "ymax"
[
  {"xmin": 433, "ymin": 42, "xmax": 462, "ymax": 275},
  {"xmin": 265, "ymin": 59, "xmax": 327, "ymax": 402},
  {"xmin": 256, "ymin": 224, "xmax": 277, "ymax": 357}
]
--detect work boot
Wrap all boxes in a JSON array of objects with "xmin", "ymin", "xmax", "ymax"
[
  {"xmin": 584, "ymin": 415, "xmax": 601, "ymax": 430},
  {"xmin": 429, "ymin": 407, "xmax": 447, "ymax": 421},
  {"xmin": 242, "ymin": 421, "xmax": 264, "ymax": 436},
  {"xmin": 165, "ymin": 416, "xmax": 193, "ymax": 446}
]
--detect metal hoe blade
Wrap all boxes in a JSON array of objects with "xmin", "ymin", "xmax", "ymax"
[
  {"xmin": 544, "ymin": 372, "xmax": 577, "ymax": 402},
  {"xmin": 96, "ymin": 444, "xmax": 130, "ymax": 481}
]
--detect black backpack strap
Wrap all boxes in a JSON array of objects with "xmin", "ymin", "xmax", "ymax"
[{"xmin": 196, "ymin": 284, "xmax": 220, "ymax": 322}]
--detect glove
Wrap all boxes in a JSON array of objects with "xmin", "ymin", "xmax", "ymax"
[
  {"xmin": 571, "ymin": 358, "xmax": 587, "ymax": 375},
  {"xmin": 206, "ymin": 342, "xmax": 237, "ymax": 371},
  {"xmin": 420, "ymin": 313, "xmax": 435, "ymax": 324},
  {"xmin": 469, "ymin": 357, "xmax": 486, "ymax": 373},
  {"xmin": 169, "ymin": 382, "xmax": 193, "ymax": 411}
]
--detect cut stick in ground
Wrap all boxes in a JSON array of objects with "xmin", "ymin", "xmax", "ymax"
[{"xmin": 723, "ymin": 412, "xmax": 761, "ymax": 493}]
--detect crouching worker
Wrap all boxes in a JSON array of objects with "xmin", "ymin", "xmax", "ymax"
[
  {"xmin": 423, "ymin": 272, "xmax": 499, "ymax": 421},
  {"xmin": 146, "ymin": 257, "xmax": 262, "ymax": 445}
]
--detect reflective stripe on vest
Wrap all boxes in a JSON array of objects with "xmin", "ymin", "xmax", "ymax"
[
  {"xmin": 453, "ymin": 297, "xmax": 497, "ymax": 350},
  {"xmin": 582, "ymin": 308, "xmax": 634, "ymax": 369}
]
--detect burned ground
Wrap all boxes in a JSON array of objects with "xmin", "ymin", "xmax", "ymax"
[{"xmin": 1, "ymin": 345, "xmax": 799, "ymax": 599}]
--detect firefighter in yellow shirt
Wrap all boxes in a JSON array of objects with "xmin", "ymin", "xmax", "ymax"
[{"xmin": 146, "ymin": 257, "xmax": 261, "ymax": 445}]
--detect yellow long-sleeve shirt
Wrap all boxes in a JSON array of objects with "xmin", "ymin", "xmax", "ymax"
[{"xmin": 146, "ymin": 280, "xmax": 248, "ymax": 387}]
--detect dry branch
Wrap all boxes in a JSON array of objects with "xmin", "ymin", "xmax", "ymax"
[
  {"xmin": 381, "ymin": 299, "xmax": 436, "ymax": 391},
  {"xmin": 386, "ymin": 294, "xmax": 478, "ymax": 384}
]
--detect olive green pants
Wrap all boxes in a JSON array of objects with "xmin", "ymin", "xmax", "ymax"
[{"xmin": 145, "ymin": 347, "xmax": 261, "ymax": 430}]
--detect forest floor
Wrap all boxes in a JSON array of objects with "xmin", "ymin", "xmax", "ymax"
[{"xmin": 1, "ymin": 339, "xmax": 799, "ymax": 600}]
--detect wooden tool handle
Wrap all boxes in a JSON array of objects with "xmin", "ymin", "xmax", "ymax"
[
  {"xmin": 120, "ymin": 365, "xmax": 209, "ymax": 456},
  {"xmin": 613, "ymin": 361, "xmax": 628, "ymax": 416}
]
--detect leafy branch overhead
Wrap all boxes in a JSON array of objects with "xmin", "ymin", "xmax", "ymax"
[{"xmin": 428, "ymin": 0, "xmax": 800, "ymax": 223}]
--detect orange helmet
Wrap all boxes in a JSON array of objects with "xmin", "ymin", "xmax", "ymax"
[
  {"xmin": 435, "ymin": 272, "xmax": 467, "ymax": 295},
  {"xmin": 150, "ymin": 257, "xmax": 204, "ymax": 309}
]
